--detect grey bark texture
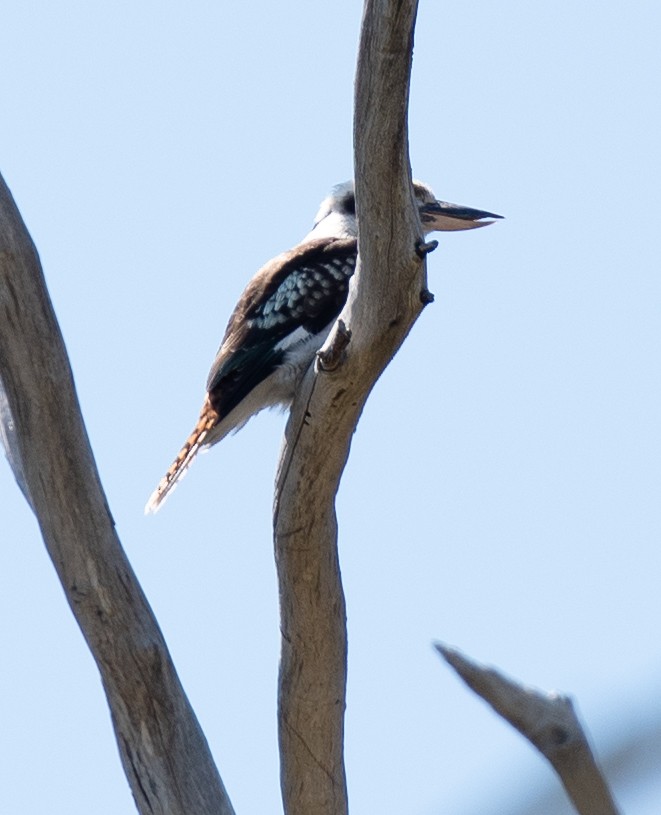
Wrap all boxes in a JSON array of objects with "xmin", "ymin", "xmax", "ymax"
[
  {"xmin": 436, "ymin": 644, "xmax": 622, "ymax": 815},
  {"xmin": 0, "ymin": 378, "xmax": 31, "ymax": 504},
  {"xmin": 0, "ymin": 172, "xmax": 234, "ymax": 815},
  {"xmin": 273, "ymin": 2, "xmax": 424, "ymax": 815}
]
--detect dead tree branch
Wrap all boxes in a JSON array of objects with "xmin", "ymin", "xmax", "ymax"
[
  {"xmin": 273, "ymin": 2, "xmax": 424, "ymax": 815},
  {"xmin": 436, "ymin": 643, "xmax": 622, "ymax": 815},
  {"xmin": 0, "ymin": 173, "xmax": 234, "ymax": 815}
]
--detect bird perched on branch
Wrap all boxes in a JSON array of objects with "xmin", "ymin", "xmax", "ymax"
[{"xmin": 145, "ymin": 181, "xmax": 501, "ymax": 513}]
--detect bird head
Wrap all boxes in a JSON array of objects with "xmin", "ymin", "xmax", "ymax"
[{"xmin": 306, "ymin": 180, "xmax": 502, "ymax": 241}]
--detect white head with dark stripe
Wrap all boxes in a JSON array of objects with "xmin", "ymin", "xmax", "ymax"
[{"xmin": 305, "ymin": 180, "xmax": 502, "ymax": 241}]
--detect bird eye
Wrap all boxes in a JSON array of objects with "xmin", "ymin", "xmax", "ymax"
[{"xmin": 342, "ymin": 195, "xmax": 356, "ymax": 216}]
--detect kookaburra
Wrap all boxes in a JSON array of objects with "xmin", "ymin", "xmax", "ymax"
[{"xmin": 145, "ymin": 181, "xmax": 501, "ymax": 513}]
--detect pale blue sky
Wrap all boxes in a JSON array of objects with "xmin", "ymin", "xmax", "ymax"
[{"xmin": 2, "ymin": 3, "xmax": 660, "ymax": 814}]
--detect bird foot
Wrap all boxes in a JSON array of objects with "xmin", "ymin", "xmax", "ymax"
[{"xmin": 416, "ymin": 239, "xmax": 439, "ymax": 258}]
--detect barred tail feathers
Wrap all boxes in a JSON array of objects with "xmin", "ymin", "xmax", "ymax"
[{"xmin": 144, "ymin": 400, "xmax": 219, "ymax": 514}]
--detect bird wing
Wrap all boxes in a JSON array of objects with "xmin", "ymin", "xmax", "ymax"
[{"xmin": 206, "ymin": 237, "xmax": 357, "ymax": 418}]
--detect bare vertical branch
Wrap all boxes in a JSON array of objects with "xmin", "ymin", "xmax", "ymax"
[
  {"xmin": 354, "ymin": 0, "xmax": 421, "ymax": 286},
  {"xmin": 273, "ymin": 2, "xmax": 423, "ymax": 815},
  {"xmin": 0, "ymin": 172, "xmax": 234, "ymax": 815}
]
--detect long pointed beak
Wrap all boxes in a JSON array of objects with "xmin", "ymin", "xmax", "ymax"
[{"xmin": 420, "ymin": 200, "xmax": 504, "ymax": 232}]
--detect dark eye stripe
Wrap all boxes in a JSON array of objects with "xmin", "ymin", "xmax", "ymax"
[{"xmin": 342, "ymin": 194, "xmax": 356, "ymax": 216}]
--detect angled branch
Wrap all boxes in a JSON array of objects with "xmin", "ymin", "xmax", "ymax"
[
  {"xmin": 273, "ymin": 2, "xmax": 423, "ymax": 815},
  {"xmin": 436, "ymin": 643, "xmax": 621, "ymax": 815},
  {"xmin": 0, "ymin": 172, "xmax": 234, "ymax": 815}
]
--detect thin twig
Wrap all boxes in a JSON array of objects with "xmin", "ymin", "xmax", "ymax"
[{"xmin": 436, "ymin": 643, "xmax": 621, "ymax": 815}]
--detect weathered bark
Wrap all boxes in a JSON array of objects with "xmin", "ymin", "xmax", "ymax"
[
  {"xmin": 273, "ymin": 3, "xmax": 423, "ymax": 815},
  {"xmin": 0, "ymin": 173, "xmax": 234, "ymax": 815}
]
